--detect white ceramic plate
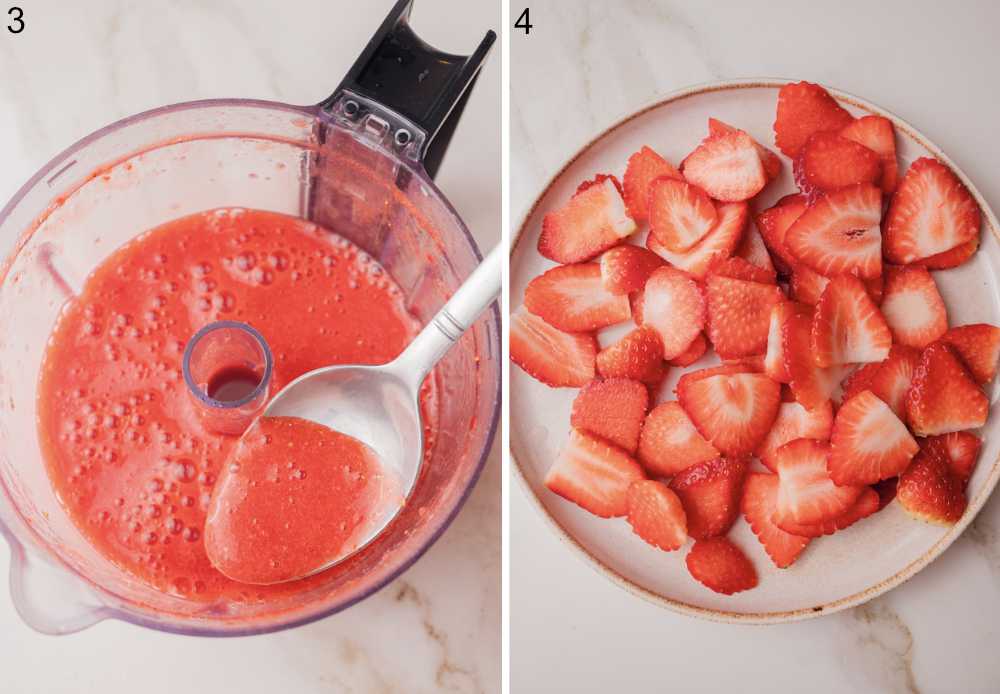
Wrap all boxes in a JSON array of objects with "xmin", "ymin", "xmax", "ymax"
[{"xmin": 510, "ymin": 79, "xmax": 1000, "ymax": 624}]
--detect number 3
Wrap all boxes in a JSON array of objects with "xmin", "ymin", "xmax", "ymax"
[{"xmin": 8, "ymin": 6, "xmax": 24, "ymax": 34}]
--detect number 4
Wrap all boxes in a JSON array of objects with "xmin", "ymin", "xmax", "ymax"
[{"xmin": 515, "ymin": 8, "xmax": 532, "ymax": 35}]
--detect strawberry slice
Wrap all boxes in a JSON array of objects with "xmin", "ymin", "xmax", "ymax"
[
  {"xmin": 897, "ymin": 448, "xmax": 966, "ymax": 525},
  {"xmin": 676, "ymin": 370, "xmax": 780, "ymax": 455},
  {"xmin": 510, "ymin": 306, "xmax": 597, "ymax": 387},
  {"xmin": 840, "ymin": 115, "xmax": 898, "ymax": 194},
  {"xmin": 795, "ymin": 132, "xmax": 881, "ymax": 195},
  {"xmin": 776, "ymin": 487, "xmax": 879, "ymax": 537},
  {"xmin": 646, "ymin": 201, "xmax": 748, "ymax": 279},
  {"xmin": 524, "ymin": 264, "xmax": 631, "ymax": 332},
  {"xmin": 637, "ymin": 401, "xmax": 720, "ymax": 477},
  {"xmin": 539, "ymin": 176, "xmax": 637, "ymax": 263},
  {"xmin": 648, "ymin": 177, "xmax": 718, "ymax": 252},
  {"xmin": 828, "ymin": 390, "xmax": 918, "ymax": 486},
  {"xmin": 595, "ymin": 326, "xmax": 665, "ymax": 385},
  {"xmin": 841, "ymin": 363, "xmax": 879, "ymax": 402},
  {"xmin": 879, "ymin": 266, "xmax": 948, "ymax": 349},
  {"xmin": 736, "ymin": 224, "xmax": 776, "ymax": 275},
  {"xmin": 883, "ymin": 157, "xmax": 981, "ymax": 264},
  {"xmin": 544, "ymin": 429, "xmax": 645, "ymax": 518},
  {"xmin": 704, "ymin": 273, "xmax": 784, "ymax": 358},
  {"xmin": 668, "ymin": 457, "xmax": 748, "ymax": 540},
  {"xmin": 861, "ymin": 345, "xmax": 921, "ymax": 419},
  {"xmin": 668, "ymin": 332, "xmax": 708, "ymax": 367},
  {"xmin": 640, "ymin": 266, "xmax": 706, "ymax": 360},
  {"xmin": 774, "ymin": 81, "xmax": 855, "ymax": 158},
  {"xmin": 570, "ymin": 378, "xmax": 649, "ymax": 453},
  {"xmin": 685, "ymin": 537, "xmax": 758, "ymax": 595},
  {"xmin": 709, "ymin": 256, "xmax": 777, "ymax": 285},
  {"xmin": 622, "ymin": 146, "xmax": 683, "ymax": 223},
  {"xmin": 708, "ymin": 118, "xmax": 782, "ymax": 180},
  {"xmin": 676, "ymin": 363, "xmax": 758, "ymax": 391},
  {"xmin": 906, "ymin": 342, "xmax": 989, "ymax": 436},
  {"xmin": 922, "ymin": 432, "xmax": 982, "ymax": 486},
  {"xmin": 765, "ymin": 301, "xmax": 810, "ymax": 382},
  {"xmin": 756, "ymin": 400, "xmax": 834, "ymax": 472},
  {"xmin": 785, "ymin": 183, "xmax": 883, "ymax": 279},
  {"xmin": 783, "ymin": 311, "xmax": 851, "ymax": 410},
  {"xmin": 741, "ymin": 473, "xmax": 810, "ymax": 568},
  {"xmin": 774, "ymin": 438, "xmax": 863, "ymax": 525},
  {"xmin": 940, "ymin": 324, "xmax": 1000, "ymax": 384},
  {"xmin": 682, "ymin": 130, "xmax": 767, "ymax": 202},
  {"xmin": 599, "ymin": 245, "xmax": 665, "ymax": 296},
  {"xmin": 811, "ymin": 274, "xmax": 891, "ymax": 366},
  {"xmin": 790, "ymin": 264, "xmax": 883, "ymax": 307},
  {"xmin": 756, "ymin": 195, "xmax": 809, "ymax": 273},
  {"xmin": 916, "ymin": 237, "xmax": 979, "ymax": 270},
  {"xmin": 626, "ymin": 480, "xmax": 688, "ymax": 551}
]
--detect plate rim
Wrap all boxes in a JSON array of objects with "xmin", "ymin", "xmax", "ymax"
[{"xmin": 509, "ymin": 77, "xmax": 1000, "ymax": 624}]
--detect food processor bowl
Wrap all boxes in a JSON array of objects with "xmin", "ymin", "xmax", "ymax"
[{"xmin": 0, "ymin": 0, "xmax": 498, "ymax": 636}]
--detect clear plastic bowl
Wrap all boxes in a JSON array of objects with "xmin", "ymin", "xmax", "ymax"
[{"xmin": 0, "ymin": 99, "xmax": 500, "ymax": 635}]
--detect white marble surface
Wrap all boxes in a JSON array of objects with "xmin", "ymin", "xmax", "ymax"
[
  {"xmin": 511, "ymin": 1, "xmax": 1000, "ymax": 692},
  {"xmin": 0, "ymin": 1, "xmax": 499, "ymax": 693}
]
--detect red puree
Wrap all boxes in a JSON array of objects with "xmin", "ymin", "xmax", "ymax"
[
  {"xmin": 205, "ymin": 416, "xmax": 399, "ymax": 585},
  {"xmin": 37, "ymin": 208, "xmax": 436, "ymax": 602}
]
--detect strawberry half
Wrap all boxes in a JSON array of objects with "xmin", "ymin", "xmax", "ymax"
[
  {"xmin": 570, "ymin": 378, "xmax": 649, "ymax": 453},
  {"xmin": 595, "ymin": 326, "xmax": 665, "ymax": 385},
  {"xmin": 638, "ymin": 401, "xmax": 720, "ymax": 477},
  {"xmin": 811, "ymin": 274, "xmax": 891, "ymax": 366},
  {"xmin": 646, "ymin": 201, "xmax": 748, "ymax": 279},
  {"xmin": 774, "ymin": 438, "xmax": 863, "ymax": 525},
  {"xmin": 879, "ymin": 265, "xmax": 948, "ymax": 349},
  {"xmin": 756, "ymin": 400, "xmax": 834, "ymax": 472},
  {"xmin": 795, "ymin": 132, "xmax": 881, "ymax": 196},
  {"xmin": 741, "ymin": 472, "xmax": 810, "ymax": 568},
  {"xmin": 922, "ymin": 432, "xmax": 982, "ymax": 486},
  {"xmin": 510, "ymin": 306, "xmax": 597, "ymax": 387},
  {"xmin": 756, "ymin": 195, "xmax": 809, "ymax": 273},
  {"xmin": 736, "ymin": 223, "xmax": 777, "ymax": 275},
  {"xmin": 682, "ymin": 130, "xmax": 767, "ymax": 202},
  {"xmin": 765, "ymin": 301, "xmax": 810, "ymax": 383},
  {"xmin": 883, "ymin": 157, "xmax": 981, "ymax": 264},
  {"xmin": 648, "ymin": 177, "xmax": 718, "ymax": 252},
  {"xmin": 828, "ymin": 390, "xmax": 918, "ymax": 486},
  {"xmin": 640, "ymin": 266, "xmax": 706, "ymax": 360},
  {"xmin": 783, "ymin": 311, "xmax": 851, "ymax": 410},
  {"xmin": 668, "ymin": 332, "xmax": 708, "ymax": 367},
  {"xmin": 676, "ymin": 370, "xmax": 780, "ymax": 455},
  {"xmin": 704, "ymin": 273, "xmax": 784, "ymax": 358},
  {"xmin": 906, "ymin": 342, "xmax": 989, "ymax": 436},
  {"xmin": 708, "ymin": 118, "xmax": 782, "ymax": 180},
  {"xmin": 626, "ymin": 480, "xmax": 688, "ymax": 551},
  {"xmin": 524, "ymin": 263, "xmax": 631, "ymax": 332},
  {"xmin": 669, "ymin": 457, "xmax": 748, "ymax": 540},
  {"xmin": 940, "ymin": 324, "xmax": 1000, "ymax": 384},
  {"xmin": 785, "ymin": 183, "xmax": 883, "ymax": 279},
  {"xmin": 775, "ymin": 487, "xmax": 879, "ymax": 537},
  {"xmin": 539, "ymin": 176, "xmax": 637, "ymax": 263},
  {"xmin": 897, "ymin": 448, "xmax": 966, "ymax": 525},
  {"xmin": 774, "ymin": 81, "xmax": 855, "ymax": 158},
  {"xmin": 544, "ymin": 429, "xmax": 645, "ymax": 518},
  {"xmin": 599, "ymin": 245, "xmax": 665, "ymax": 295},
  {"xmin": 685, "ymin": 537, "xmax": 758, "ymax": 595},
  {"xmin": 840, "ymin": 115, "xmax": 898, "ymax": 194},
  {"xmin": 622, "ymin": 146, "xmax": 683, "ymax": 223}
]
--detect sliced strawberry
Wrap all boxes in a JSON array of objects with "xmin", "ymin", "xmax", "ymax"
[
  {"xmin": 923, "ymin": 432, "xmax": 982, "ymax": 486},
  {"xmin": 776, "ymin": 487, "xmax": 879, "ymax": 537},
  {"xmin": 828, "ymin": 390, "xmax": 918, "ymax": 486},
  {"xmin": 640, "ymin": 266, "xmax": 706, "ymax": 360},
  {"xmin": 774, "ymin": 438, "xmax": 863, "ymax": 525},
  {"xmin": 708, "ymin": 118, "xmax": 782, "ymax": 180},
  {"xmin": 782, "ymin": 311, "xmax": 851, "ymax": 410},
  {"xmin": 570, "ymin": 378, "xmax": 649, "ymax": 453},
  {"xmin": 626, "ymin": 480, "xmax": 688, "ymax": 551},
  {"xmin": 940, "ymin": 324, "xmax": 1000, "ymax": 384},
  {"xmin": 906, "ymin": 342, "xmax": 989, "ymax": 436},
  {"xmin": 676, "ymin": 363, "xmax": 759, "ymax": 393},
  {"xmin": 637, "ymin": 401, "xmax": 720, "ymax": 477},
  {"xmin": 795, "ymin": 132, "xmax": 881, "ymax": 195},
  {"xmin": 539, "ymin": 176, "xmax": 637, "ymax": 263},
  {"xmin": 668, "ymin": 332, "xmax": 708, "ymax": 367},
  {"xmin": 646, "ymin": 201, "xmax": 748, "ymax": 279},
  {"xmin": 669, "ymin": 457, "xmax": 748, "ymax": 540},
  {"xmin": 709, "ymin": 256, "xmax": 777, "ymax": 284},
  {"xmin": 682, "ymin": 130, "xmax": 767, "ymax": 202},
  {"xmin": 599, "ymin": 245, "xmax": 665, "ymax": 295},
  {"xmin": 756, "ymin": 195, "xmax": 809, "ymax": 273},
  {"xmin": 727, "ymin": 354, "xmax": 767, "ymax": 372},
  {"xmin": 790, "ymin": 264, "xmax": 883, "ymax": 307},
  {"xmin": 575, "ymin": 173, "xmax": 624, "ymax": 196},
  {"xmin": 741, "ymin": 473, "xmax": 810, "ymax": 568},
  {"xmin": 811, "ymin": 274, "xmax": 891, "ymax": 366},
  {"xmin": 510, "ymin": 306, "xmax": 597, "ymax": 387},
  {"xmin": 785, "ymin": 183, "xmax": 883, "ymax": 279},
  {"xmin": 756, "ymin": 400, "xmax": 834, "ymax": 472},
  {"xmin": 704, "ymin": 273, "xmax": 784, "ymax": 359},
  {"xmin": 595, "ymin": 326, "xmax": 665, "ymax": 385},
  {"xmin": 736, "ymin": 223, "xmax": 776, "ymax": 275},
  {"xmin": 524, "ymin": 263, "xmax": 631, "ymax": 332},
  {"xmin": 883, "ymin": 157, "xmax": 981, "ymax": 264},
  {"xmin": 873, "ymin": 477, "xmax": 898, "ymax": 510},
  {"xmin": 676, "ymin": 370, "xmax": 780, "ymax": 455},
  {"xmin": 622, "ymin": 146, "xmax": 683, "ymax": 223},
  {"xmin": 916, "ymin": 237, "xmax": 979, "ymax": 270},
  {"xmin": 863, "ymin": 345, "xmax": 921, "ymax": 419},
  {"xmin": 879, "ymin": 266, "xmax": 948, "ymax": 349},
  {"xmin": 648, "ymin": 177, "xmax": 718, "ymax": 252},
  {"xmin": 687, "ymin": 537, "xmax": 758, "ymax": 595},
  {"xmin": 544, "ymin": 429, "xmax": 645, "ymax": 518},
  {"xmin": 765, "ymin": 301, "xmax": 810, "ymax": 383},
  {"xmin": 897, "ymin": 448, "xmax": 966, "ymax": 525},
  {"xmin": 841, "ymin": 362, "xmax": 879, "ymax": 402},
  {"xmin": 774, "ymin": 81, "xmax": 854, "ymax": 158},
  {"xmin": 840, "ymin": 115, "xmax": 898, "ymax": 194}
]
